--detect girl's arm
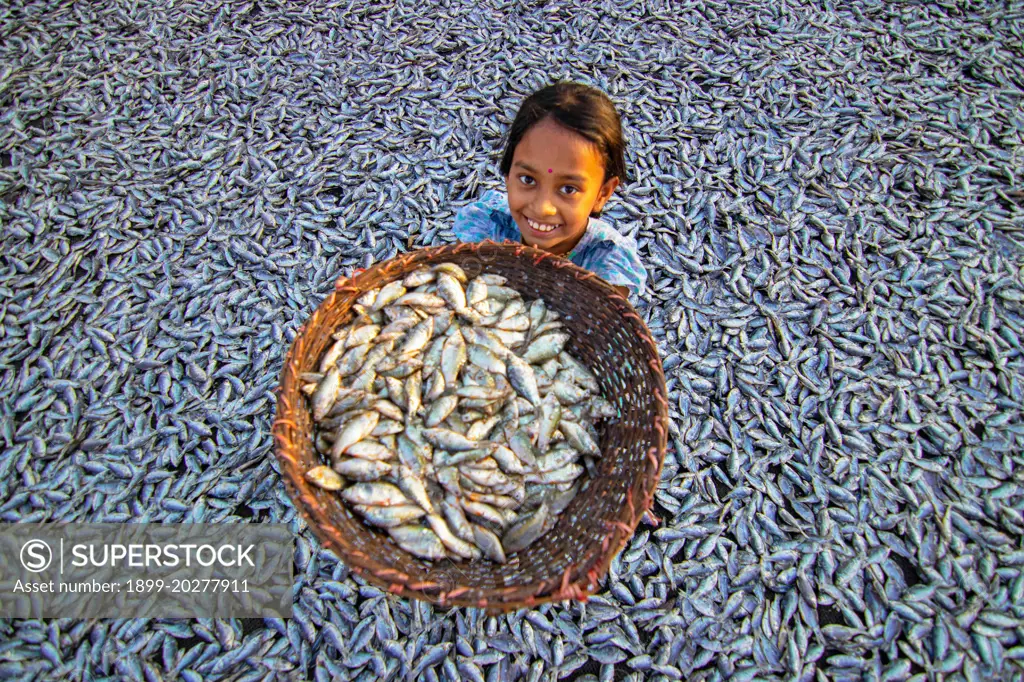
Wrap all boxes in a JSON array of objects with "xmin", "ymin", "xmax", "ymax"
[{"xmin": 614, "ymin": 285, "xmax": 631, "ymax": 298}]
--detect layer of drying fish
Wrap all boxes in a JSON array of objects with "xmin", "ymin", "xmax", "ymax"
[
  {"xmin": 2, "ymin": 0, "xmax": 1024, "ymax": 680},
  {"xmin": 301, "ymin": 262, "xmax": 615, "ymax": 562}
]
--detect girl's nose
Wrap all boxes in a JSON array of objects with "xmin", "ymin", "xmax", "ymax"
[{"xmin": 535, "ymin": 195, "xmax": 558, "ymax": 216}]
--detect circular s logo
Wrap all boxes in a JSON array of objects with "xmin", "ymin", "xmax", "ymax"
[{"xmin": 20, "ymin": 540, "xmax": 52, "ymax": 573}]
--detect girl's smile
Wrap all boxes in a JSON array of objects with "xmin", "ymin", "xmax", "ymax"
[
  {"xmin": 526, "ymin": 217, "xmax": 560, "ymax": 233},
  {"xmin": 505, "ymin": 117, "xmax": 618, "ymax": 256}
]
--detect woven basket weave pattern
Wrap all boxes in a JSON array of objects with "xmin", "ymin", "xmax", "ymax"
[{"xmin": 273, "ymin": 241, "xmax": 668, "ymax": 610}]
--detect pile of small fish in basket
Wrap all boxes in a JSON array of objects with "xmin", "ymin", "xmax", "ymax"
[{"xmin": 299, "ymin": 261, "xmax": 618, "ymax": 564}]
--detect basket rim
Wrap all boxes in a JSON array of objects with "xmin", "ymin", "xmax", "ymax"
[{"xmin": 272, "ymin": 240, "xmax": 669, "ymax": 611}]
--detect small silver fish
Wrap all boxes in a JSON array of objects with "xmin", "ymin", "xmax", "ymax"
[
  {"xmin": 526, "ymin": 463, "xmax": 583, "ymax": 484},
  {"xmin": 560, "ymin": 420, "xmax": 599, "ymax": 456},
  {"xmin": 528, "ymin": 299, "xmax": 547, "ymax": 332},
  {"xmin": 472, "ymin": 524, "xmax": 507, "ymax": 563},
  {"xmin": 558, "ymin": 351, "xmax": 600, "ymax": 392},
  {"xmin": 389, "ymin": 525, "xmax": 446, "ymax": 560},
  {"xmin": 311, "ymin": 366, "xmax": 341, "ymax": 421},
  {"xmin": 461, "ymin": 466, "xmax": 511, "ymax": 488},
  {"xmin": 436, "ymin": 273, "xmax": 468, "ymax": 311},
  {"xmin": 502, "ymin": 503, "xmax": 550, "ymax": 554},
  {"xmin": 468, "ymin": 344, "xmax": 507, "ymax": 374},
  {"xmin": 337, "ymin": 343, "xmax": 373, "ymax": 376},
  {"xmin": 424, "ymin": 366, "xmax": 446, "ymax": 402},
  {"xmin": 319, "ymin": 339, "xmax": 347, "ymax": 373},
  {"xmin": 397, "ymin": 317, "xmax": 434, "ymax": 357},
  {"xmin": 346, "ymin": 324, "xmax": 381, "ymax": 348},
  {"xmin": 425, "ymin": 395, "xmax": 459, "ymax": 428},
  {"xmin": 373, "ymin": 399, "xmax": 404, "ymax": 421},
  {"xmin": 372, "ymin": 281, "xmax": 407, "ymax": 310},
  {"xmin": 424, "ymin": 428, "xmax": 479, "ymax": 451},
  {"xmin": 434, "ymin": 446, "xmax": 494, "ymax": 468},
  {"xmin": 487, "ymin": 285, "xmax": 520, "ymax": 301},
  {"xmin": 495, "ymin": 314, "xmax": 530, "ymax": 332},
  {"xmin": 536, "ymin": 394, "xmax": 562, "ymax": 453},
  {"xmin": 377, "ymin": 357, "xmax": 424, "ymax": 379},
  {"xmin": 405, "ymin": 370, "xmax": 423, "ymax": 420},
  {"xmin": 403, "ymin": 268, "xmax": 435, "ymax": 287},
  {"xmin": 535, "ymin": 446, "xmax": 580, "ymax": 473},
  {"xmin": 550, "ymin": 380, "xmax": 589, "ymax": 405},
  {"xmin": 462, "ymin": 500, "xmax": 508, "ymax": 526},
  {"xmin": 455, "ymin": 385, "xmax": 509, "ymax": 401},
  {"xmin": 331, "ymin": 411, "xmax": 380, "ymax": 458},
  {"xmin": 461, "ymin": 327, "xmax": 508, "ymax": 356},
  {"xmin": 396, "ymin": 464, "xmax": 434, "ymax": 513},
  {"xmin": 425, "ymin": 514, "xmax": 481, "ymax": 560},
  {"xmin": 466, "ymin": 278, "xmax": 488, "ymax": 305},
  {"xmin": 520, "ymin": 332, "xmax": 570, "ymax": 364},
  {"xmin": 433, "ymin": 262, "xmax": 468, "ymax": 282},
  {"xmin": 466, "ymin": 415, "xmax": 501, "ymax": 441},
  {"xmin": 509, "ymin": 429, "xmax": 538, "ymax": 466},
  {"xmin": 506, "ymin": 353, "xmax": 541, "ymax": 405},
  {"xmin": 441, "ymin": 495, "xmax": 476, "ymax": 543},
  {"xmin": 394, "ymin": 292, "xmax": 446, "ymax": 309},
  {"xmin": 341, "ymin": 482, "xmax": 410, "ymax": 507},
  {"xmin": 346, "ymin": 440, "xmax": 395, "ymax": 461},
  {"xmin": 353, "ymin": 504, "xmax": 427, "ymax": 528},
  {"xmin": 441, "ymin": 332, "xmax": 467, "ymax": 386},
  {"xmin": 333, "ymin": 458, "xmax": 392, "ymax": 481},
  {"xmin": 377, "ymin": 316, "xmax": 419, "ymax": 344},
  {"xmin": 490, "ymin": 444, "xmax": 531, "ymax": 474},
  {"xmin": 306, "ymin": 465, "xmax": 344, "ymax": 491}
]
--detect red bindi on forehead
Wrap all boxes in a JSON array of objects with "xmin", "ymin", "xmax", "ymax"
[{"xmin": 548, "ymin": 168, "xmax": 552, "ymax": 173}]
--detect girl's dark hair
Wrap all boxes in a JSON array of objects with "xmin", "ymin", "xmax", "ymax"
[{"xmin": 500, "ymin": 82, "xmax": 627, "ymax": 186}]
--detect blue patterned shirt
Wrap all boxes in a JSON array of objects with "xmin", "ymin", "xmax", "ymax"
[{"xmin": 452, "ymin": 190, "xmax": 647, "ymax": 299}]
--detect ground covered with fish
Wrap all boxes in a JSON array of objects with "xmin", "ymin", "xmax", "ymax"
[{"xmin": 1, "ymin": 0, "xmax": 1023, "ymax": 679}]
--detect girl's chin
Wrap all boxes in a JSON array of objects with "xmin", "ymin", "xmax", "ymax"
[
  {"xmin": 521, "ymin": 233, "xmax": 561, "ymax": 252},
  {"xmin": 522, "ymin": 237, "xmax": 573, "ymax": 256}
]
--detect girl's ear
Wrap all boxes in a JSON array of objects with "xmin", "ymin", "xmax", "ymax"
[{"xmin": 592, "ymin": 176, "xmax": 620, "ymax": 214}]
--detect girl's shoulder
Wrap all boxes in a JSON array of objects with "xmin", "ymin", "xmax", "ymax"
[
  {"xmin": 453, "ymin": 190, "xmax": 518, "ymax": 243},
  {"xmin": 475, "ymin": 189, "xmax": 509, "ymax": 211},
  {"xmin": 460, "ymin": 189, "xmax": 511, "ymax": 215},
  {"xmin": 572, "ymin": 217, "xmax": 648, "ymax": 298},
  {"xmin": 577, "ymin": 216, "xmax": 641, "ymax": 257}
]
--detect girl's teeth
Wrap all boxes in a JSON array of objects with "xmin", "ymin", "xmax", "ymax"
[{"xmin": 528, "ymin": 219, "xmax": 558, "ymax": 233}]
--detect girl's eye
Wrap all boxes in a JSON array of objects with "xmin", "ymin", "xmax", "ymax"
[
  {"xmin": 518, "ymin": 175, "xmax": 535, "ymax": 186},
  {"xmin": 560, "ymin": 186, "xmax": 579, "ymax": 195}
]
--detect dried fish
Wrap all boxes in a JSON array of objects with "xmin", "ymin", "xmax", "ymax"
[
  {"xmin": 304, "ymin": 263, "xmax": 610, "ymax": 561},
  {"xmin": 6, "ymin": 2, "xmax": 1020, "ymax": 676}
]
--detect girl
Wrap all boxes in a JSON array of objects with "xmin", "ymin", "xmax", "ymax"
[{"xmin": 453, "ymin": 82, "xmax": 647, "ymax": 300}]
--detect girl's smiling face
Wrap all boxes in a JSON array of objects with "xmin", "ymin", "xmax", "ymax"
[{"xmin": 505, "ymin": 117, "xmax": 619, "ymax": 256}]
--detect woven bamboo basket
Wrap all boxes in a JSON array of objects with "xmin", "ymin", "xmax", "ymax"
[{"xmin": 273, "ymin": 241, "xmax": 668, "ymax": 611}]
